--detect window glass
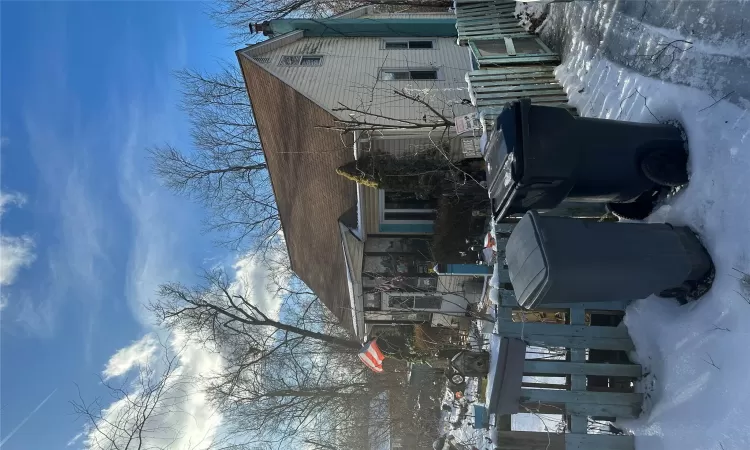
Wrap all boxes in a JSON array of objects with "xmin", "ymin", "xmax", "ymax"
[
  {"xmin": 410, "ymin": 70, "xmax": 438, "ymax": 80},
  {"xmin": 385, "ymin": 42, "xmax": 409, "ymax": 49},
  {"xmin": 408, "ymin": 40, "xmax": 433, "ymax": 49},
  {"xmin": 300, "ymin": 56, "xmax": 322, "ymax": 66}
]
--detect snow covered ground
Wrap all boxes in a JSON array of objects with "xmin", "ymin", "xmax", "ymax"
[
  {"xmin": 471, "ymin": 2, "xmax": 750, "ymax": 448},
  {"xmin": 541, "ymin": 2, "xmax": 750, "ymax": 450}
]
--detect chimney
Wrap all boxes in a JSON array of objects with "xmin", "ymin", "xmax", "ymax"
[{"xmin": 249, "ymin": 22, "xmax": 272, "ymax": 36}]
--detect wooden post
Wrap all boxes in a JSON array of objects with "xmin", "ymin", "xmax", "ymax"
[
  {"xmin": 495, "ymin": 431, "xmax": 565, "ymax": 450},
  {"xmin": 568, "ymin": 306, "xmax": 587, "ymax": 433},
  {"xmin": 495, "ymin": 431, "xmax": 635, "ymax": 450}
]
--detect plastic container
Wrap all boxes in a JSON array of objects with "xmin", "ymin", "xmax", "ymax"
[
  {"xmin": 485, "ymin": 99, "xmax": 687, "ymax": 220},
  {"xmin": 505, "ymin": 211, "xmax": 714, "ymax": 309}
]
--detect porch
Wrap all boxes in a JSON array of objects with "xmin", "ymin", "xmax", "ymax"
[{"xmin": 484, "ymin": 280, "xmax": 641, "ymax": 450}]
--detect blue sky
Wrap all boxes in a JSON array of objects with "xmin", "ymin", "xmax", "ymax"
[{"xmin": 0, "ymin": 2, "xmax": 238, "ymax": 448}]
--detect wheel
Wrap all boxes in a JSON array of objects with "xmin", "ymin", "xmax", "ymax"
[
  {"xmin": 606, "ymin": 191, "xmax": 658, "ymax": 220},
  {"xmin": 658, "ymin": 285, "xmax": 690, "ymax": 304},
  {"xmin": 450, "ymin": 373, "xmax": 466, "ymax": 385},
  {"xmin": 641, "ymin": 148, "xmax": 689, "ymax": 187}
]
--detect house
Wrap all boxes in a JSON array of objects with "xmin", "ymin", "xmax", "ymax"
[{"xmin": 236, "ymin": 6, "xmax": 509, "ymax": 340}]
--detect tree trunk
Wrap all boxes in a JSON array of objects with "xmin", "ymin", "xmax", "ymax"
[{"xmin": 270, "ymin": 320, "xmax": 362, "ymax": 349}]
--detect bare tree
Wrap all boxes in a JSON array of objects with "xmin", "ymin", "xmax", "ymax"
[
  {"xmin": 146, "ymin": 267, "xmax": 447, "ymax": 448},
  {"xmin": 152, "ymin": 269, "xmax": 362, "ymax": 352},
  {"xmin": 71, "ymin": 342, "xmax": 189, "ymax": 450},
  {"xmin": 323, "ymin": 89, "xmax": 456, "ymax": 133},
  {"xmin": 150, "ymin": 65, "xmax": 280, "ymax": 256}
]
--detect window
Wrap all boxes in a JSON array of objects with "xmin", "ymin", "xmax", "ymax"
[
  {"xmin": 300, "ymin": 56, "xmax": 323, "ymax": 66},
  {"xmin": 380, "ymin": 69, "xmax": 439, "ymax": 81},
  {"xmin": 381, "ymin": 191, "xmax": 436, "ymax": 223},
  {"xmin": 279, "ymin": 55, "xmax": 323, "ymax": 67},
  {"xmin": 253, "ymin": 56, "xmax": 271, "ymax": 64},
  {"xmin": 384, "ymin": 211, "xmax": 436, "ymax": 221},
  {"xmin": 364, "ymin": 292, "xmax": 381, "ymax": 310},
  {"xmin": 386, "ymin": 293, "xmax": 442, "ymax": 310},
  {"xmin": 383, "ymin": 40, "xmax": 435, "ymax": 50}
]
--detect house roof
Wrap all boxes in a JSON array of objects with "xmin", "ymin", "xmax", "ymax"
[{"xmin": 237, "ymin": 51, "xmax": 357, "ymax": 333}]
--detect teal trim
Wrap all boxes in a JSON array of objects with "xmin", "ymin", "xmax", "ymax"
[
  {"xmin": 269, "ymin": 18, "xmax": 458, "ymax": 38},
  {"xmin": 446, "ymin": 264, "xmax": 492, "ymax": 275},
  {"xmin": 378, "ymin": 223, "xmax": 433, "ymax": 233}
]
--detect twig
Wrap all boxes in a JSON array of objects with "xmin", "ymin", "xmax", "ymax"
[
  {"xmin": 617, "ymin": 88, "xmax": 661, "ymax": 123},
  {"xmin": 712, "ymin": 325, "xmax": 730, "ymax": 332},
  {"xmin": 702, "ymin": 353, "xmax": 720, "ymax": 370},
  {"xmin": 698, "ymin": 91, "xmax": 734, "ymax": 112},
  {"xmin": 635, "ymin": 39, "xmax": 693, "ymax": 76}
]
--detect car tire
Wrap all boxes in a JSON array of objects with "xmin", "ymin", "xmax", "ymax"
[{"xmin": 641, "ymin": 148, "xmax": 689, "ymax": 187}]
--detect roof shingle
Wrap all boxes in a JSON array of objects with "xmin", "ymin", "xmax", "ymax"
[{"xmin": 237, "ymin": 53, "xmax": 356, "ymax": 333}]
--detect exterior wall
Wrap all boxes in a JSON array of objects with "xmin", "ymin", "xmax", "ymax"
[
  {"xmin": 438, "ymin": 274, "xmax": 485, "ymax": 304},
  {"xmin": 342, "ymin": 228, "xmax": 364, "ymax": 281},
  {"xmin": 362, "ymin": 186, "xmax": 381, "ymax": 234},
  {"xmin": 249, "ymin": 35, "xmax": 473, "ymax": 125},
  {"xmin": 362, "ymin": 186, "xmax": 434, "ymax": 235},
  {"xmin": 360, "ymin": 12, "xmax": 457, "ymax": 20},
  {"xmin": 361, "ymin": 132, "xmax": 465, "ymax": 160},
  {"xmin": 245, "ymin": 31, "xmax": 304, "ymax": 57}
]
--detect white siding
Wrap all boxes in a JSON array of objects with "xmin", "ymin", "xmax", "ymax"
[
  {"xmin": 363, "ymin": 134, "xmax": 465, "ymax": 160},
  {"xmin": 438, "ymin": 275, "xmax": 484, "ymax": 304},
  {"xmin": 255, "ymin": 36, "xmax": 473, "ymax": 126},
  {"xmin": 245, "ymin": 31, "xmax": 304, "ymax": 57}
]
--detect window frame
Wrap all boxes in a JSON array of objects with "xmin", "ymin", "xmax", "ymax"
[
  {"xmin": 279, "ymin": 55, "xmax": 324, "ymax": 67},
  {"xmin": 379, "ymin": 190, "xmax": 436, "ymax": 225},
  {"xmin": 382, "ymin": 292, "xmax": 443, "ymax": 311},
  {"xmin": 382, "ymin": 39, "xmax": 437, "ymax": 50},
  {"xmin": 378, "ymin": 68, "xmax": 441, "ymax": 81}
]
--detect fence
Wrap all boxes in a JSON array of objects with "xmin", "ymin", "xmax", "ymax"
[
  {"xmin": 466, "ymin": 66, "xmax": 569, "ymax": 110},
  {"xmin": 487, "ymin": 290, "xmax": 642, "ymax": 450},
  {"xmin": 455, "ymin": 0, "xmax": 572, "ymax": 112},
  {"xmin": 456, "ymin": 1, "xmax": 526, "ymax": 44}
]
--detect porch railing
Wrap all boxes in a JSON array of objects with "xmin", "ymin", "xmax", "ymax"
[
  {"xmin": 456, "ymin": 0, "xmax": 526, "ymax": 44},
  {"xmin": 466, "ymin": 66, "xmax": 569, "ymax": 110},
  {"xmin": 488, "ymin": 292, "xmax": 642, "ymax": 450}
]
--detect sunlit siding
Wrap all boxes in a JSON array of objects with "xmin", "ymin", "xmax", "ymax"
[
  {"xmin": 255, "ymin": 36, "xmax": 473, "ymax": 126},
  {"xmin": 364, "ymin": 134, "xmax": 465, "ymax": 160},
  {"xmin": 362, "ymin": 186, "xmax": 380, "ymax": 235},
  {"xmin": 438, "ymin": 275, "xmax": 469, "ymax": 294}
]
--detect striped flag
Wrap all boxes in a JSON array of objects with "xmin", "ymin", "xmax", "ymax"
[{"xmin": 358, "ymin": 339, "xmax": 385, "ymax": 373}]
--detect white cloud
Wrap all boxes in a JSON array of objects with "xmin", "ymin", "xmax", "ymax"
[
  {"xmin": 86, "ymin": 331, "xmax": 224, "ymax": 450},
  {"xmin": 15, "ymin": 296, "xmax": 54, "ymax": 337},
  {"xmin": 20, "ymin": 105, "xmax": 108, "ymax": 339},
  {"xmin": 88, "ymin": 59, "xmax": 226, "ymax": 450},
  {"xmin": 103, "ymin": 334, "xmax": 158, "ymax": 380},
  {"xmin": 231, "ymin": 254, "xmax": 285, "ymax": 320},
  {"xmin": 0, "ymin": 191, "xmax": 36, "ymax": 292},
  {"xmin": 0, "ymin": 235, "xmax": 36, "ymax": 285},
  {"xmin": 0, "ymin": 191, "xmax": 26, "ymax": 215},
  {"xmin": 66, "ymin": 431, "xmax": 84, "ymax": 447}
]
